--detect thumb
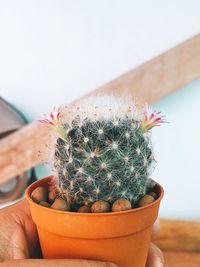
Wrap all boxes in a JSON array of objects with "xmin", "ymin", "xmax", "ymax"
[
  {"xmin": 0, "ymin": 259, "xmax": 118, "ymax": 267},
  {"xmin": 146, "ymin": 243, "xmax": 164, "ymax": 267}
]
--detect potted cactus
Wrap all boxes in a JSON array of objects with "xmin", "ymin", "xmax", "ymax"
[{"xmin": 26, "ymin": 96, "xmax": 165, "ymax": 267}]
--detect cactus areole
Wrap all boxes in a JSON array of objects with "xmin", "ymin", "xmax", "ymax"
[{"xmin": 40, "ymin": 96, "xmax": 165, "ymax": 208}]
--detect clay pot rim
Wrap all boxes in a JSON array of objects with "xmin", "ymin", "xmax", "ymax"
[{"xmin": 26, "ymin": 176, "xmax": 164, "ymax": 217}]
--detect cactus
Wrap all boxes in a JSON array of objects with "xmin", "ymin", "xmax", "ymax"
[{"xmin": 40, "ymin": 97, "xmax": 165, "ymax": 207}]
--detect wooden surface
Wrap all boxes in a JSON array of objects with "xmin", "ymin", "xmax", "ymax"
[
  {"xmin": 155, "ymin": 219, "xmax": 200, "ymax": 266},
  {"xmin": 0, "ymin": 34, "xmax": 200, "ymax": 184},
  {"xmin": 93, "ymin": 34, "xmax": 200, "ymax": 103},
  {"xmin": 155, "ymin": 219, "xmax": 200, "ymax": 252},
  {"xmin": 0, "ymin": 122, "xmax": 50, "ymax": 184},
  {"xmin": 164, "ymin": 251, "xmax": 200, "ymax": 267}
]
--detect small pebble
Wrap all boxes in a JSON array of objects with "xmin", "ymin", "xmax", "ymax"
[
  {"xmin": 91, "ymin": 200, "xmax": 111, "ymax": 213},
  {"xmin": 51, "ymin": 197, "xmax": 71, "ymax": 211},
  {"xmin": 147, "ymin": 191, "xmax": 157, "ymax": 199},
  {"xmin": 31, "ymin": 186, "xmax": 48, "ymax": 204},
  {"xmin": 48, "ymin": 190, "xmax": 57, "ymax": 204},
  {"xmin": 39, "ymin": 201, "xmax": 51, "ymax": 208},
  {"xmin": 112, "ymin": 198, "xmax": 132, "ymax": 212},
  {"xmin": 138, "ymin": 195, "xmax": 155, "ymax": 207},
  {"xmin": 78, "ymin": 205, "xmax": 91, "ymax": 213},
  {"xmin": 148, "ymin": 179, "xmax": 157, "ymax": 188}
]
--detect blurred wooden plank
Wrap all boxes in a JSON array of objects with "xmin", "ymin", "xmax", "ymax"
[
  {"xmin": 0, "ymin": 34, "xmax": 200, "ymax": 184},
  {"xmin": 0, "ymin": 122, "xmax": 50, "ymax": 185},
  {"xmin": 155, "ymin": 219, "xmax": 200, "ymax": 252},
  {"xmin": 94, "ymin": 34, "xmax": 200, "ymax": 103},
  {"xmin": 164, "ymin": 251, "xmax": 200, "ymax": 267}
]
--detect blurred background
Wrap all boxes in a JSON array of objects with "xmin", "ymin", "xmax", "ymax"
[{"xmin": 0, "ymin": 1, "xmax": 200, "ymax": 221}]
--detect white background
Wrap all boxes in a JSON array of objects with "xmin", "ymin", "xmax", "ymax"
[{"xmin": 0, "ymin": 0, "xmax": 200, "ymax": 219}]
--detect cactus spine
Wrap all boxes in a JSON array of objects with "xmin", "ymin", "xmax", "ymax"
[{"xmin": 40, "ymin": 96, "xmax": 165, "ymax": 207}]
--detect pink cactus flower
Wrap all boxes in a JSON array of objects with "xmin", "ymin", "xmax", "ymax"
[
  {"xmin": 39, "ymin": 106, "xmax": 66, "ymax": 139},
  {"xmin": 141, "ymin": 103, "xmax": 166, "ymax": 131},
  {"xmin": 39, "ymin": 106, "xmax": 62, "ymax": 125}
]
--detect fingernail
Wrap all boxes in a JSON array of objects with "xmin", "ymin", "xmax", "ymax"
[
  {"xmin": 154, "ymin": 218, "xmax": 160, "ymax": 233},
  {"xmin": 152, "ymin": 218, "xmax": 160, "ymax": 239},
  {"xmin": 148, "ymin": 243, "xmax": 164, "ymax": 267},
  {"xmin": 153, "ymin": 247, "xmax": 164, "ymax": 267},
  {"xmin": 155, "ymin": 261, "xmax": 164, "ymax": 267}
]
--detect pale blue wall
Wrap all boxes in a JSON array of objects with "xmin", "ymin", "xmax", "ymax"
[{"xmin": 153, "ymin": 79, "xmax": 200, "ymax": 220}]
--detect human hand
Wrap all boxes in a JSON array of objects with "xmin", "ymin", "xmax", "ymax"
[
  {"xmin": 0, "ymin": 199, "xmax": 164, "ymax": 267},
  {"xmin": 146, "ymin": 219, "xmax": 164, "ymax": 267}
]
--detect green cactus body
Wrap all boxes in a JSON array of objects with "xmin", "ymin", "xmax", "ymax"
[{"xmin": 54, "ymin": 116, "xmax": 154, "ymax": 206}]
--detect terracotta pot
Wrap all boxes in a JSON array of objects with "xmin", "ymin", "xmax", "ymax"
[{"xmin": 26, "ymin": 176, "xmax": 164, "ymax": 267}]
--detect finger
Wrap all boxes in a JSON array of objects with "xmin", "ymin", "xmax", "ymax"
[
  {"xmin": 17, "ymin": 200, "xmax": 41, "ymax": 258},
  {"xmin": 146, "ymin": 243, "xmax": 164, "ymax": 267},
  {"xmin": 12, "ymin": 199, "xmax": 31, "ymax": 216},
  {"xmin": 5, "ymin": 199, "xmax": 41, "ymax": 258},
  {"xmin": 151, "ymin": 219, "xmax": 160, "ymax": 240},
  {"xmin": 0, "ymin": 259, "xmax": 118, "ymax": 267}
]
